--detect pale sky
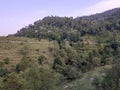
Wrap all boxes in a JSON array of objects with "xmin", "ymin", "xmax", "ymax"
[{"xmin": 0, "ymin": 0, "xmax": 120, "ymax": 36}]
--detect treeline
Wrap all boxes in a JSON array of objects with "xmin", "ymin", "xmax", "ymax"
[{"xmin": 15, "ymin": 8, "xmax": 120, "ymax": 42}]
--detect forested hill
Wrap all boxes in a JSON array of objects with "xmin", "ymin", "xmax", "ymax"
[
  {"xmin": 1, "ymin": 8, "xmax": 120, "ymax": 90},
  {"xmin": 77, "ymin": 8, "xmax": 120, "ymax": 21},
  {"xmin": 14, "ymin": 8, "xmax": 120, "ymax": 41}
]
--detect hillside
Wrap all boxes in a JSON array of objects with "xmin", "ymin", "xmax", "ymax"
[
  {"xmin": 0, "ymin": 8, "xmax": 120, "ymax": 90},
  {"xmin": 0, "ymin": 36, "xmax": 56, "ymax": 69},
  {"xmin": 77, "ymin": 8, "xmax": 120, "ymax": 21},
  {"xmin": 14, "ymin": 8, "xmax": 120, "ymax": 40},
  {"xmin": 0, "ymin": 36, "xmax": 116, "ymax": 90}
]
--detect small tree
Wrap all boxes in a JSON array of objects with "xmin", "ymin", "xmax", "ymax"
[
  {"xmin": 0, "ymin": 68, "xmax": 8, "ymax": 77},
  {"xmin": 62, "ymin": 65, "xmax": 81, "ymax": 80},
  {"xmin": 19, "ymin": 45, "xmax": 29, "ymax": 55},
  {"xmin": 15, "ymin": 64, "xmax": 22, "ymax": 73},
  {"xmin": 92, "ymin": 57, "xmax": 101, "ymax": 66},
  {"xmin": 38, "ymin": 55, "xmax": 46, "ymax": 65},
  {"xmin": 15, "ymin": 56, "xmax": 32, "ymax": 73}
]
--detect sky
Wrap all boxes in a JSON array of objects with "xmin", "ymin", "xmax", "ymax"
[{"xmin": 0, "ymin": 0, "xmax": 120, "ymax": 36}]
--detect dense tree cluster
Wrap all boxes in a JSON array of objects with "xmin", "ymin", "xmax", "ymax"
[
  {"xmin": 15, "ymin": 8, "xmax": 120, "ymax": 42},
  {"xmin": 92, "ymin": 62, "xmax": 120, "ymax": 90}
]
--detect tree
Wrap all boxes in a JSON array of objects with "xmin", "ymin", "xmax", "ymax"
[
  {"xmin": 15, "ymin": 56, "xmax": 32, "ymax": 73},
  {"xmin": 92, "ymin": 57, "xmax": 101, "ymax": 66},
  {"xmin": 0, "ymin": 68, "xmax": 8, "ymax": 77},
  {"xmin": 62, "ymin": 65, "xmax": 80, "ymax": 80},
  {"xmin": 101, "ymin": 63, "xmax": 120, "ymax": 90},
  {"xmin": 19, "ymin": 45, "xmax": 29, "ymax": 55},
  {"xmin": 24, "ymin": 63, "xmax": 57, "ymax": 90},
  {"xmin": 93, "ymin": 62, "xmax": 120, "ymax": 90},
  {"xmin": 2, "ymin": 72, "xmax": 28, "ymax": 90},
  {"xmin": 15, "ymin": 64, "xmax": 22, "ymax": 73},
  {"xmin": 38, "ymin": 55, "xmax": 46, "ymax": 65}
]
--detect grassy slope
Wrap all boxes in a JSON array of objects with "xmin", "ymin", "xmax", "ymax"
[
  {"xmin": 0, "ymin": 35, "xmax": 110, "ymax": 68},
  {"xmin": 0, "ymin": 35, "xmax": 106, "ymax": 69},
  {"xmin": 0, "ymin": 36, "xmax": 113, "ymax": 90},
  {"xmin": 0, "ymin": 36, "xmax": 54, "ymax": 68}
]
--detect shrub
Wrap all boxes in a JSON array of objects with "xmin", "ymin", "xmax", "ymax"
[
  {"xmin": 0, "ymin": 68, "xmax": 8, "ymax": 77},
  {"xmin": 62, "ymin": 66, "xmax": 81, "ymax": 80},
  {"xmin": 15, "ymin": 56, "xmax": 32, "ymax": 73},
  {"xmin": 2, "ymin": 72, "xmax": 28, "ymax": 90},
  {"xmin": 38, "ymin": 55, "xmax": 46, "ymax": 64},
  {"xmin": 19, "ymin": 45, "xmax": 29, "ymax": 55},
  {"xmin": 24, "ymin": 64, "xmax": 57, "ymax": 90}
]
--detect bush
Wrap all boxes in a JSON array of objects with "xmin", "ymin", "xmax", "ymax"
[
  {"xmin": 15, "ymin": 64, "xmax": 22, "ymax": 73},
  {"xmin": 92, "ymin": 57, "xmax": 101, "ymax": 66},
  {"xmin": 15, "ymin": 56, "xmax": 32, "ymax": 73},
  {"xmin": 2, "ymin": 72, "xmax": 28, "ymax": 90},
  {"xmin": 62, "ymin": 66, "xmax": 81, "ymax": 80},
  {"xmin": 0, "ymin": 68, "xmax": 8, "ymax": 77},
  {"xmin": 93, "ymin": 63, "xmax": 120, "ymax": 90},
  {"xmin": 38, "ymin": 55, "xmax": 46, "ymax": 64},
  {"xmin": 19, "ymin": 45, "xmax": 29, "ymax": 55},
  {"xmin": 24, "ymin": 64, "xmax": 58, "ymax": 90}
]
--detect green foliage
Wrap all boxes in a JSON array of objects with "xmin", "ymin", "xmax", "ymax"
[
  {"xmin": 0, "ymin": 68, "xmax": 8, "ymax": 77},
  {"xmin": 93, "ymin": 63, "xmax": 120, "ymax": 90},
  {"xmin": 105, "ymin": 57, "xmax": 113, "ymax": 65},
  {"xmin": 15, "ymin": 56, "xmax": 32, "ymax": 73},
  {"xmin": 102, "ymin": 63, "xmax": 120, "ymax": 90},
  {"xmin": 92, "ymin": 57, "xmax": 101, "ymax": 66},
  {"xmin": 38, "ymin": 55, "xmax": 46, "ymax": 64},
  {"xmin": 19, "ymin": 45, "xmax": 29, "ymax": 55},
  {"xmin": 1, "ymin": 8, "xmax": 120, "ymax": 90},
  {"xmin": 15, "ymin": 8, "xmax": 120, "ymax": 42},
  {"xmin": 92, "ymin": 76, "xmax": 101, "ymax": 90},
  {"xmin": 15, "ymin": 64, "xmax": 22, "ymax": 73},
  {"xmin": 47, "ymin": 32, "xmax": 61, "ymax": 41},
  {"xmin": 24, "ymin": 63, "xmax": 57, "ymax": 90},
  {"xmin": 1, "ymin": 72, "xmax": 28, "ymax": 90},
  {"xmin": 53, "ymin": 48, "xmax": 81, "ymax": 80},
  {"xmin": 62, "ymin": 66, "xmax": 81, "ymax": 80}
]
